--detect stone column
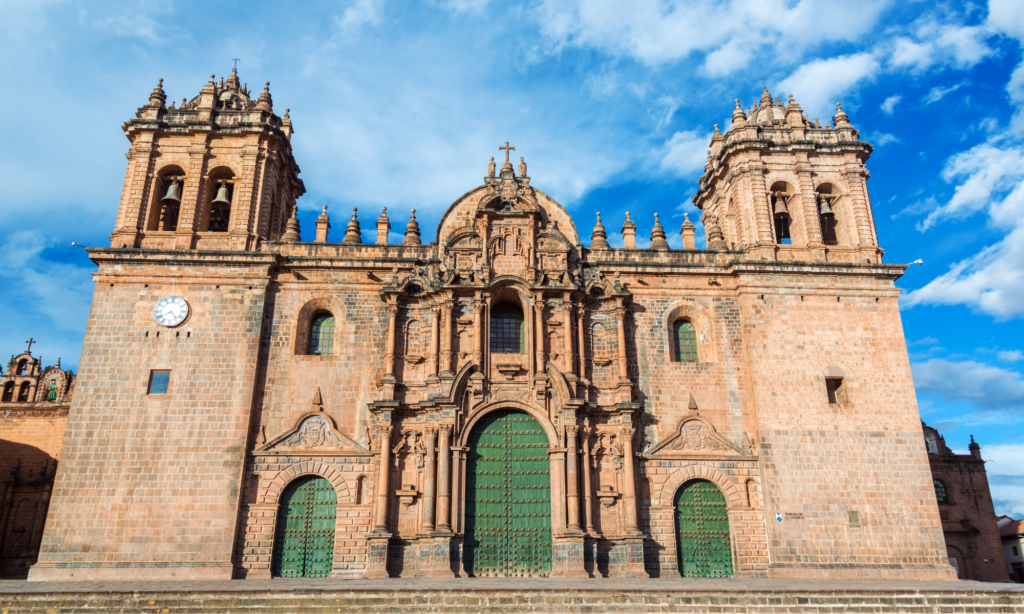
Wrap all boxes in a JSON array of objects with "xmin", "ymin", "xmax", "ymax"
[
  {"xmin": 615, "ymin": 306, "xmax": 629, "ymax": 382},
  {"xmin": 373, "ymin": 424, "xmax": 394, "ymax": 533},
  {"xmin": 534, "ymin": 299, "xmax": 546, "ymax": 372},
  {"xmin": 440, "ymin": 299, "xmax": 454, "ymax": 376},
  {"xmin": 473, "ymin": 300, "xmax": 484, "ymax": 367},
  {"xmin": 562, "ymin": 300, "xmax": 575, "ymax": 375},
  {"xmin": 576, "ymin": 302, "xmax": 587, "ymax": 378},
  {"xmin": 581, "ymin": 426, "xmax": 595, "ymax": 534},
  {"xmin": 565, "ymin": 425, "xmax": 582, "ymax": 533},
  {"xmin": 797, "ymin": 167, "xmax": 824, "ymax": 245},
  {"xmin": 421, "ymin": 427, "xmax": 438, "ymax": 533},
  {"xmin": 844, "ymin": 165, "xmax": 877, "ymax": 247},
  {"xmin": 384, "ymin": 303, "xmax": 398, "ymax": 377},
  {"xmin": 428, "ymin": 306, "xmax": 440, "ymax": 378},
  {"xmin": 620, "ymin": 426, "xmax": 641, "ymax": 536},
  {"xmin": 436, "ymin": 425, "xmax": 453, "ymax": 533}
]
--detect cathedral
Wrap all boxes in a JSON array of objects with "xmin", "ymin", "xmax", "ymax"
[{"xmin": 29, "ymin": 70, "xmax": 956, "ymax": 581}]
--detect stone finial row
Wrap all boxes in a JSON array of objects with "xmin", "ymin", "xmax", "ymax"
[
  {"xmin": 300, "ymin": 207, "xmax": 422, "ymax": 245},
  {"xmin": 589, "ymin": 212, "xmax": 700, "ymax": 251}
]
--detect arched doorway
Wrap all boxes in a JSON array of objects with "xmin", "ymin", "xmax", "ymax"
[
  {"xmin": 270, "ymin": 475, "xmax": 337, "ymax": 578},
  {"xmin": 674, "ymin": 479, "xmax": 733, "ymax": 577},
  {"xmin": 464, "ymin": 409, "xmax": 552, "ymax": 577}
]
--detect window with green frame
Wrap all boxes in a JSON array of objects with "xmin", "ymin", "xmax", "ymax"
[
  {"xmin": 934, "ymin": 479, "xmax": 949, "ymax": 504},
  {"xmin": 673, "ymin": 320, "xmax": 698, "ymax": 362},
  {"xmin": 309, "ymin": 314, "xmax": 335, "ymax": 356},
  {"xmin": 490, "ymin": 302, "xmax": 524, "ymax": 353}
]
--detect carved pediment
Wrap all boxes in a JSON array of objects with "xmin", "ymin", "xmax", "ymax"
[
  {"xmin": 257, "ymin": 414, "xmax": 369, "ymax": 456},
  {"xmin": 648, "ymin": 413, "xmax": 748, "ymax": 457}
]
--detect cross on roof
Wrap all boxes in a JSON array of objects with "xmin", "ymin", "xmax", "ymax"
[
  {"xmin": 499, "ymin": 141, "xmax": 515, "ymax": 164},
  {"xmin": 232, "ymin": 58, "xmax": 241, "ymax": 70},
  {"xmin": 25, "ymin": 338, "xmax": 35, "ymax": 354},
  {"xmin": 761, "ymin": 76, "xmax": 768, "ymax": 90}
]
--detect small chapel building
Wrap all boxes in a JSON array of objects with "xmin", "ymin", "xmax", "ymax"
[{"xmin": 29, "ymin": 71, "xmax": 956, "ymax": 581}]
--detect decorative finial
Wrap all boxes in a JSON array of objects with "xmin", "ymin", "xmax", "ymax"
[
  {"xmin": 591, "ymin": 212, "xmax": 610, "ymax": 249},
  {"xmin": 713, "ymin": 123, "xmax": 719, "ymax": 134},
  {"xmin": 209, "ymin": 74, "xmax": 216, "ymax": 84},
  {"xmin": 650, "ymin": 213, "xmax": 669, "ymax": 250},
  {"xmin": 518, "ymin": 156, "xmax": 527, "ymax": 177},
  {"xmin": 182, "ymin": 97, "xmax": 187, "ymax": 107},
  {"xmin": 403, "ymin": 209, "xmax": 422, "ymax": 246},
  {"xmin": 322, "ymin": 205, "xmax": 327, "ymax": 215},
  {"xmin": 342, "ymin": 208, "xmax": 362, "ymax": 245}
]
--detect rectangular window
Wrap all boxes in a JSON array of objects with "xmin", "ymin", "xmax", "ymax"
[
  {"xmin": 148, "ymin": 370, "xmax": 171, "ymax": 395},
  {"xmin": 826, "ymin": 377, "xmax": 847, "ymax": 404}
]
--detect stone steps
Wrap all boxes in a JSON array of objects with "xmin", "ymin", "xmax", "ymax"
[{"xmin": 1, "ymin": 587, "xmax": 1023, "ymax": 614}]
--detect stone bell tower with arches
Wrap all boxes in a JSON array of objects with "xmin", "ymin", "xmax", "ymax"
[
  {"xmin": 694, "ymin": 87, "xmax": 880, "ymax": 265},
  {"xmin": 109, "ymin": 69, "xmax": 304, "ymax": 251}
]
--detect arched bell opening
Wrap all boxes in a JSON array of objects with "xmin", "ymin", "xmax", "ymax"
[
  {"xmin": 673, "ymin": 479, "xmax": 734, "ymax": 578},
  {"xmin": 201, "ymin": 167, "xmax": 235, "ymax": 233},
  {"xmin": 769, "ymin": 180, "xmax": 795, "ymax": 245},
  {"xmin": 147, "ymin": 165, "xmax": 186, "ymax": 232},
  {"xmin": 2, "ymin": 382, "xmax": 14, "ymax": 402},
  {"xmin": 463, "ymin": 408, "xmax": 553, "ymax": 577},
  {"xmin": 17, "ymin": 382, "xmax": 31, "ymax": 403},
  {"xmin": 270, "ymin": 475, "xmax": 337, "ymax": 578},
  {"xmin": 816, "ymin": 183, "xmax": 840, "ymax": 246}
]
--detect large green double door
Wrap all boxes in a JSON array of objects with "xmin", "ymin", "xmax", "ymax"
[
  {"xmin": 271, "ymin": 475, "xmax": 337, "ymax": 578},
  {"xmin": 675, "ymin": 479, "xmax": 733, "ymax": 577},
  {"xmin": 465, "ymin": 409, "xmax": 552, "ymax": 577}
]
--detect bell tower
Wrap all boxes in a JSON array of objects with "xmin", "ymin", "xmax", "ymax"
[
  {"xmin": 110, "ymin": 70, "xmax": 305, "ymax": 250},
  {"xmin": 693, "ymin": 88, "xmax": 881, "ymax": 264}
]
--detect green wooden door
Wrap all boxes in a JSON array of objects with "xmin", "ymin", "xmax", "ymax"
[
  {"xmin": 271, "ymin": 475, "xmax": 337, "ymax": 578},
  {"xmin": 675, "ymin": 479, "xmax": 733, "ymax": 577},
  {"xmin": 465, "ymin": 409, "xmax": 552, "ymax": 577}
]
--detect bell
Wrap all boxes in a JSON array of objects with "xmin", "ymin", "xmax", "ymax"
[
  {"xmin": 212, "ymin": 182, "xmax": 231, "ymax": 205},
  {"xmin": 161, "ymin": 181, "xmax": 181, "ymax": 204},
  {"xmin": 818, "ymin": 196, "xmax": 835, "ymax": 217},
  {"xmin": 773, "ymin": 192, "xmax": 789, "ymax": 218}
]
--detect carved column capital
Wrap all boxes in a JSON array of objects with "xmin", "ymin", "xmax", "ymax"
[
  {"xmin": 424, "ymin": 425, "xmax": 439, "ymax": 438},
  {"xmin": 619, "ymin": 427, "xmax": 636, "ymax": 442},
  {"xmin": 386, "ymin": 304, "xmax": 399, "ymax": 318},
  {"xmin": 438, "ymin": 424, "xmax": 453, "ymax": 438},
  {"xmin": 565, "ymin": 424, "xmax": 579, "ymax": 440},
  {"xmin": 376, "ymin": 424, "xmax": 393, "ymax": 439}
]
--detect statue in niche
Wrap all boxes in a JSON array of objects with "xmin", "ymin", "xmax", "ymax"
[{"xmin": 518, "ymin": 156, "xmax": 527, "ymax": 177}]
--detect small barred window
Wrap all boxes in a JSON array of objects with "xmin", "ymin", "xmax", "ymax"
[
  {"xmin": 934, "ymin": 479, "xmax": 949, "ymax": 505},
  {"xmin": 309, "ymin": 314, "xmax": 335, "ymax": 356},
  {"xmin": 673, "ymin": 320, "xmax": 698, "ymax": 362},
  {"xmin": 490, "ymin": 302, "xmax": 524, "ymax": 354}
]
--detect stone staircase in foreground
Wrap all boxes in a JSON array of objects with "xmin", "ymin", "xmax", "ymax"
[{"xmin": 1, "ymin": 579, "xmax": 1022, "ymax": 613}]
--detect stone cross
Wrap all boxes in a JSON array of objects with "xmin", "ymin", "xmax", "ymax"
[
  {"xmin": 232, "ymin": 58, "xmax": 241, "ymax": 70},
  {"xmin": 499, "ymin": 141, "xmax": 515, "ymax": 164},
  {"xmin": 24, "ymin": 338, "xmax": 34, "ymax": 354}
]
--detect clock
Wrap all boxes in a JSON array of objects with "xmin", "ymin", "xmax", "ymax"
[{"xmin": 153, "ymin": 295, "xmax": 189, "ymax": 327}]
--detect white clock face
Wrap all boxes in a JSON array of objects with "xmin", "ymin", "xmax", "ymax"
[{"xmin": 153, "ymin": 295, "xmax": 189, "ymax": 327}]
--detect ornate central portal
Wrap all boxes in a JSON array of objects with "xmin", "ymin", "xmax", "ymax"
[{"xmin": 464, "ymin": 409, "xmax": 552, "ymax": 577}]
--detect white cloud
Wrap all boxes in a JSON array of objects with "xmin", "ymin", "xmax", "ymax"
[
  {"xmin": 335, "ymin": 0, "xmax": 383, "ymax": 34},
  {"xmin": 917, "ymin": 143, "xmax": 1024, "ymax": 230},
  {"xmin": 536, "ymin": 0, "xmax": 891, "ymax": 74},
  {"xmin": 999, "ymin": 350, "xmax": 1024, "ymax": 362},
  {"xmin": 988, "ymin": 0, "xmax": 1024, "ymax": 134},
  {"xmin": 438, "ymin": 0, "xmax": 489, "ymax": 13},
  {"xmin": 867, "ymin": 131, "xmax": 899, "ymax": 146},
  {"xmin": 776, "ymin": 53, "xmax": 879, "ymax": 118},
  {"xmin": 982, "ymin": 443, "xmax": 1024, "ymax": 517},
  {"xmin": 659, "ymin": 130, "xmax": 711, "ymax": 177},
  {"xmin": 924, "ymin": 82, "xmax": 965, "ymax": 104},
  {"xmin": 889, "ymin": 22, "xmax": 993, "ymax": 73},
  {"xmin": 880, "ymin": 94, "xmax": 901, "ymax": 115},
  {"xmin": 911, "ymin": 358, "xmax": 1024, "ymax": 412}
]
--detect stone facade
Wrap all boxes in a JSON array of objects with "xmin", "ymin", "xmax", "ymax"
[
  {"xmin": 0, "ymin": 342, "xmax": 72, "ymax": 577},
  {"xmin": 924, "ymin": 424, "xmax": 1009, "ymax": 582},
  {"xmin": 30, "ymin": 74, "xmax": 955, "ymax": 581}
]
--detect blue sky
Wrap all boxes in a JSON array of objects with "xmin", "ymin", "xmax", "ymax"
[{"xmin": 1, "ymin": 0, "xmax": 1023, "ymax": 515}]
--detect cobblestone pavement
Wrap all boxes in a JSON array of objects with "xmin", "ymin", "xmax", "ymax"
[{"xmin": 0, "ymin": 577, "xmax": 1021, "ymax": 594}]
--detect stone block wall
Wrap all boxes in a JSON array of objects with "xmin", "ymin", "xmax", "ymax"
[{"xmin": 30, "ymin": 253, "xmax": 273, "ymax": 580}]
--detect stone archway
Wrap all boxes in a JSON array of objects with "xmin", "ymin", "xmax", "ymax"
[
  {"xmin": 673, "ymin": 479, "xmax": 733, "ymax": 578},
  {"xmin": 463, "ymin": 408, "xmax": 553, "ymax": 577},
  {"xmin": 270, "ymin": 475, "xmax": 337, "ymax": 578}
]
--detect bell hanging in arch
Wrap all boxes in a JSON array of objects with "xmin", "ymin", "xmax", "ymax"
[
  {"xmin": 818, "ymin": 195, "xmax": 835, "ymax": 217},
  {"xmin": 161, "ymin": 180, "xmax": 181, "ymax": 204},
  {"xmin": 772, "ymin": 192, "xmax": 790, "ymax": 219},
  {"xmin": 212, "ymin": 182, "xmax": 231, "ymax": 205}
]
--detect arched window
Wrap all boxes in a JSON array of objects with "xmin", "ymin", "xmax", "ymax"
[
  {"xmin": 308, "ymin": 313, "xmax": 335, "ymax": 356},
  {"xmin": 817, "ymin": 184, "xmax": 839, "ymax": 246},
  {"xmin": 16, "ymin": 359, "xmax": 27, "ymax": 376},
  {"xmin": 1, "ymin": 382, "xmax": 13, "ymax": 402},
  {"xmin": 17, "ymin": 382, "xmax": 31, "ymax": 402},
  {"xmin": 673, "ymin": 320, "xmax": 698, "ymax": 362},
  {"xmin": 934, "ymin": 479, "xmax": 949, "ymax": 504},
  {"xmin": 490, "ymin": 302, "xmax": 524, "ymax": 353}
]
